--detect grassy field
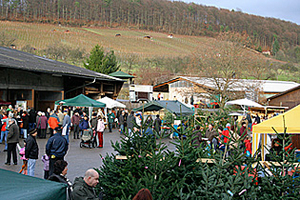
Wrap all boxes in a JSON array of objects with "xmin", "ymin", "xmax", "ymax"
[{"xmin": 1, "ymin": 21, "xmax": 218, "ymax": 58}]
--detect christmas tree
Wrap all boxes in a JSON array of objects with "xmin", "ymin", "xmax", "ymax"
[{"xmin": 96, "ymin": 113, "xmax": 300, "ymax": 199}]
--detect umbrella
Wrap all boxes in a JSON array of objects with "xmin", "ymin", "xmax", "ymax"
[{"xmin": 225, "ymin": 98, "xmax": 264, "ymax": 114}]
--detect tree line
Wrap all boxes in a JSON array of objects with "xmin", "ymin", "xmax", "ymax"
[{"xmin": 1, "ymin": 0, "xmax": 299, "ymax": 54}]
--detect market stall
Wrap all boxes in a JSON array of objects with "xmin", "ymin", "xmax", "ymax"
[
  {"xmin": 252, "ymin": 104, "xmax": 300, "ymax": 160},
  {"xmin": 97, "ymin": 96, "xmax": 126, "ymax": 122},
  {"xmin": 133, "ymin": 100, "xmax": 194, "ymax": 116},
  {"xmin": 225, "ymin": 98, "xmax": 264, "ymax": 114},
  {"xmin": 0, "ymin": 169, "xmax": 67, "ymax": 199}
]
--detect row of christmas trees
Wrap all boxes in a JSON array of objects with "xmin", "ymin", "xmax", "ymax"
[{"xmin": 96, "ymin": 110, "xmax": 300, "ymax": 199}]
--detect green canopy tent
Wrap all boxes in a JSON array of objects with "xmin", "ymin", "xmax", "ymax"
[
  {"xmin": 0, "ymin": 169, "xmax": 67, "ymax": 200},
  {"xmin": 55, "ymin": 94, "xmax": 106, "ymax": 107},
  {"xmin": 133, "ymin": 100, "xmax": 194, "ymax": 116}
]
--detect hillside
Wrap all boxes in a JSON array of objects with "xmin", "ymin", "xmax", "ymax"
[
  {"xmin": 2, "ymin": 21, "xmax": 299, "ymax": 86},
  {"xmin": 1, "ymin": 0, "xmax": 299, "ymax": 55},
  {"xmin": 1, "ymin": 21, "xmax": 217, "ymax": 58}
]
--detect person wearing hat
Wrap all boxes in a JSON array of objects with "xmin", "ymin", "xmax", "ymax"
[
  {"xmin": 25, "ymin": 128, "xmax": 39, "ymax": 176},
  {"xmin": 46, "ymin": 127, "xmax": 69, "ymax": 176}
]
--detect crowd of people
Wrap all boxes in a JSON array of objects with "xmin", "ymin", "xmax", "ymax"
[{"xmin": 0, "ymin": 105, "xmax": 156, "ymax": 199}]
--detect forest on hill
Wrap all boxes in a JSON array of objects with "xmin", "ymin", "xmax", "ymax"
[
  {"xmin": 1, "ymin": 0, "xmax": 300, "ymax": 86},
  {"xmin": 1, "ymin": 0, "xmax": 300, "ymax": 54}
]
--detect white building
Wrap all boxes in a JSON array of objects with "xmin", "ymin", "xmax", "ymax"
[{"xmin": 154, "ymin": 76, "xmax": 300, "ymax": 105}]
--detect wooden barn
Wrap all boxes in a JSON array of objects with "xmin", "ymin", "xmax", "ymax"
[
  {"xmin": 0, "ymin": 46, "xmax": 124, "ymax": 111},
  {"xmin": 267, "ymin": 85, "xmax": 300, "ymax": 109}
]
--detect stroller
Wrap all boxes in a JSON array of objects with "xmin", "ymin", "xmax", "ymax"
[{"xmin": 80, "ymin": 128, "xmax": 97, "ymax": 148}]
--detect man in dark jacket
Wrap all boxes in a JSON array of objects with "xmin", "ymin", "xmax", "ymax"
[
  {"xmin": 192, "ymin": 125, "xmax": 203, "ymax": 148},
  {"xmin": 205, "ymin": 124, "xmax": 219, "ymax": 150},
  {"xmin": 72, "ymin": 112, "xmax": 81, "ymax": 139},
  {"xmin": 107, "ymin": 110, "xmax": 115, "ymax": 133},
  {"xmin": 5, "ymin": 118, "xmax": 19, "ymax": 165},
  {"xmin": 119, "ymin": 111, "xmax": 125, "ymax": 134},
  {"xmin": 127, "ymin": 111, "xmax": 135, "ymax": 136},
  {"xmin": 46, "ymin": 127, "xmax": 69, "ymax": 176},
  {"xmin": 72, "ymin": 169, "xmax": 100, "ymax": 200},
  {"xmin": 28, "ymin": 108, "xmax": 36, "ymax": 130},
  {"xmin": 25, "ymin": 128, "xmax": 39, "ymax": 176},
  {"xmin": 154, "ymin": 115, "xmax": 161, "ymax": 134}
]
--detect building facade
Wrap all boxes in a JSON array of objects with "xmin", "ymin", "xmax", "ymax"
[{"xmin": 0, "ymin": 47, "xmax": 124, "ymax": 111}]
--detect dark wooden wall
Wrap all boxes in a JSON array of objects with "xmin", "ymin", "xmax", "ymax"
[{"xmin": 269, "ymin": 89, "xmax": 300, "ymax": 109}]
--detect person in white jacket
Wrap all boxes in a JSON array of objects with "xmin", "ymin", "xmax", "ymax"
[{"xmin": 96, "ymin": 116, "xmax": 105, "ymax": 148}]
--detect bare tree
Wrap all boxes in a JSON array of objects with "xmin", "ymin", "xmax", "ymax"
[{"xmin": 0, "ymin": 31, "xmax": 17, "ymax": 47}]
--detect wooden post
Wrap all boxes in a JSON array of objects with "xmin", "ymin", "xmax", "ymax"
[
  {"xmin": 61, "ymin": 90, "xmax": 64, "ymax": 100},
  {"xmin": 31, "ymin": 89, "xmax": 35, "ymax": 109}
]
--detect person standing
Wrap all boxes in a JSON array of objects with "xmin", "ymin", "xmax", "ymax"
[
  {"xmin": 72, "ymin": 169, "xmax": 100, "ymax": 200},
  {"xmin": 46, "ymin": 127, "xmax": 68, "ymax": 176},
  {"xmin": 62, "ymin": 110, "xmax": 71, "ymax": 143},
  {"xmin": 36, "ymin": 111, "xmax": 42, "ymax": 138},
  {"xmin": 25, "ymin": 128, "xmax": 39, "ymax": 176},
  {"xmin": 192, "ymin": 125, "xmax": 203, "ymax": 148},
  {"xmin": 240, "ymin": 122, "xmax": 248, "ymax": 139},
  {"xmin": 0, "ymin": 111, "xmax": 8, "ymax": 151},
  {"xmin": 57, "ymin": 110, "xmax": 64, "ymax": 126},
  {"xmin": 90, "ymin": 113, "xmax": 98, "ymax": 132},
  {"xmin": 119, "ymin": 111, "xmax": 125, "ymax": 134},
  {"xmin": 48, "ymin": 111, "xmax": 60, "ymax": 137},
  {"xmin": 107, "ymin": 110, "xmax": 115, "ymax": 133},
  {"xmin": 45, "ymin": 108, "xmax": 51, "ymax": 119},
  {"xmin": 41, "ymin": 154, "xmax": 50, "ymax": 179},
  {"xmin": 28, "ymin": 108, "xmax": 36, "ymax": 130},
  {"xmin": 37, "ymin": 112, "xmax": 48, "ymax": 139},
  {"xmin": 5, "ymin": 118, "xmax": 19, "ymax": 165},
  {"xmin": 154, "ymin": 115, "xmax": 161, "ymax": 134},
  {"xmin": 96, "ymin": 116, "xmax": 105, "ymax": 148},
  {"xmin": 21, "ymin": 111, "xmax": 29, "ymax": 139},
  {"xmin": 205, "ymin": 124, "xmax": 219, "ymax": 151},
  {"xmin": 127, "ymin": 111, "xmax": 135, "ymax": 136},
  {"xmin": 157, "ymin": 93, "xmax": 161, "ymax": 100},
  {"xmin": 79, "ymin": 115, "xmax": 90, "ymax": 137},
  {"xmin": 71, "ymin": 112, "xmax": 80, "ymax": 139}
]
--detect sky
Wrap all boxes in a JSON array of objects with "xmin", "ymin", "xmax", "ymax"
[{"xmin": 181, "ymin": 0, "xmax": 300, "ymax": 25}]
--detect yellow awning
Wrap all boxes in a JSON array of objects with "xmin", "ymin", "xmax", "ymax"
[
  {"xmin": 252, "ymin": 104, "xmax": 300, "ymax": 159},
  {"xmin": 253, "ymin": 104, "xmax": 300, "ymax": 134}
]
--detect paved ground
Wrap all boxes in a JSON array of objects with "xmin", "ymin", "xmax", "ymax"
[{"xmin": 0, "ymin": 128, "xmax": 175, "ymax": 181}]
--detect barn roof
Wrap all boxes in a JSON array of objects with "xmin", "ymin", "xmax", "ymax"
[
  {"xmin": 154, "ymin": 76, "xmax": 300, "ymax": 94},
  {"xmin": 0, "ymin": 46, "xmax": 123, "ymax": 82},
  {"xmin": 267, "ymin": 85, "xmax": 300, "ymax": 100}
]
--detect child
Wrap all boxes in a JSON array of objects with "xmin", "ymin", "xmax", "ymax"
[
  {"xmin": 41, "ymin": 154, "xmax": 50, "ymax": 179},
  {"xmin": 19, "ymin": 141, "xmax": 28, "ymax": 175},
  {"xmin": 244, "ymin": 136, "xmax": 252, "ymax": 157}
]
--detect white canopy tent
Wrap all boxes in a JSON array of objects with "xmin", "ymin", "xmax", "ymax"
[
  {"xmin": 225, "ymin": 98, "xmax": 264, "ymax": 114},
  {"xmin": 97, "ymin": 97, "xmax": 126, "ymax": 122},
  {"xmin": 97, "ymin": 97, "xmax": 126, "ymax": 109}
]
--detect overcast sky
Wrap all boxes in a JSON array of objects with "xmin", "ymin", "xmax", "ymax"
[{"xmin": 181, "ymin": 0, "xmax": 300, "ymax": 25}]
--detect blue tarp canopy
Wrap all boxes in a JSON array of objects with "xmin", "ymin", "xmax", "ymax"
[
  {"xmin": 0, "ymin": 169, "xmax": 67, "ymax": 200},
  {"xmin": 133, "ymin": 100, "xmax": 194, "ymax": 116}
]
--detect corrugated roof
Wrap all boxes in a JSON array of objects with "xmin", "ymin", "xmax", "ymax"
[
  {"xmin": 133, "ymin": 100, "xmax": 194, "ymax": 116},
  {"xmin": 0, "ymin": 47, "xmax": 123, "ymax": 82},
  {"xmin": 168, "ymin": 76, "xmax": 300, "ymax": 93},
  {"xmin": 267, "ymin": 85, "xmax": 300, "ymax": 100}
]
